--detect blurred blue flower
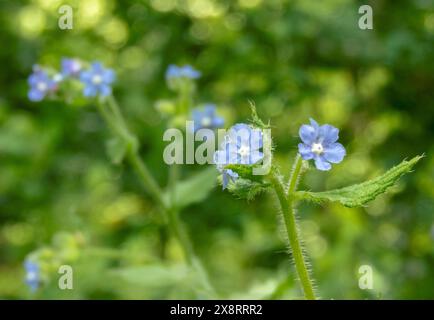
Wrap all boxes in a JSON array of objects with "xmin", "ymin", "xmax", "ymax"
[
  {"xmin": 27, "ymin": 67, "xmax": 57, "ymax": 102},
  {"xmin": 24, "ymin": 260, "xmax": 40, "ymax": 292},
  {"xmin": 166, "ymin": 64, "xmax": 201, "ymax": 80},
  {"xmin": 298, "ymin": 118, "xmax": 346, "ymax": 171},
  {"xmin": 61, "ymin": 58, "xmax": 82, "ymax": 77},
  {"xmin": 192, "ymin": 104, "xmax": 224, "ymax": 131},
  {"xmin": 214, "ymin": 123, "xmax": 264, "ymax": 189},
  {"xmin": 80, "ymin": 62, "xmax": 115, "ymax": 97}
]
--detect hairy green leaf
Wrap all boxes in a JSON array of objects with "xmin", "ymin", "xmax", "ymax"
[
  {"xmin": 228, "ymin": 178, "xmax": 270, "ymax": 201},
  {"xmin": 296, "ymin": 155, "xmax": 423, "ymax": 207},
  {"xmin": 248, "ymin": 100, "xmax": 270, "ymax": 129}
]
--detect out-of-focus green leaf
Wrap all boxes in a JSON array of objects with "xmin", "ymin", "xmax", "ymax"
[
  {"xmin": 106, "ymin": 137, "xmax": 127, "ymax": 164},
  {"xmin": 164, "ymin": 167, "xmax": 217, "ymax": 209},
  {"xmin": 296, "ymin": 155, "xmax": 423, "ymax": 207},
  {"xmin": 110, "ymin": 263, "xmax": 193, "ymax": 288}
]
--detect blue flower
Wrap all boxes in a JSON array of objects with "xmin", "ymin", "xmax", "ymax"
[
  {"xmin": 24, "ymin": 260, "xmax": 40, "ymax": 292},
  {"xmin": 61, "ymin": 58, "xmax": 82, "ymax": 77},
  {"xmin": 192, "ymin": 104, "xmax": 224, "ymax": 132},
  {"xmin": 214, "ymin": 123, "xmax": 264, "ymax": 189},
  {"xmin": 298, "ymin": 118, "xmax": 346, "ymax": 171},
  {"xmin": 27, "ymin": 67, "xmax": 57, "ymax": 102},
  {"xmin": 166, "ymin": 64, "xmax": 201, "ymax": 80},
  {"xmin": 224, "ymin": 123, "xmax": 264, "ymax": 165},
  {"xmin": 79, "ymin": 62, "xmax": 115, "ymax": 97}
]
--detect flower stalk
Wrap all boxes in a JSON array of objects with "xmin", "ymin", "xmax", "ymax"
[
  {"xmin": 97, "ymin": 95, "xmax": 216, "ymax": 297},
  {"xmin": 269, "ymin": 155, "xmax": 316, "ymax": 300}
]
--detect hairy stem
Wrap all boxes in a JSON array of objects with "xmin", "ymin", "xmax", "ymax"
[
  {"xmin": 270, "ymin": 165, "xmax": 316, "ymax": 300},
  {"xmin": 287, "ymin": 154, "xmax": 303, "ymax": 197}
]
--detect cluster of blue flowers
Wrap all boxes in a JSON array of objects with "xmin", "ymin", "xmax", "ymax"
[
  {"xmin": 27, "ymin": 58, "xmax": 115, "ymax": 101},
  {"xmin": 214, "ymin": 123, "xmax": 264, "ymax": 189},
  {"xmin": 28, "ymin": 60, "xmax": 345, "ymax": 190},
  {"xmin": 214, "ymin": 119, "xmax": 346, "ymax": 189}
]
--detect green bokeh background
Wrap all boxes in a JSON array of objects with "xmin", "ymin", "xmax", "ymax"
[{"xmin": 0, "ymin": 0, "xmax": 433, "ymax": 299}]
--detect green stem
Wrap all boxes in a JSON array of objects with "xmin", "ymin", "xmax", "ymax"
[
  {"xmin": 287, "ymin": 154, "xmax": 303, "ymax": 197},
  {"xmin": 168, "ymin": 164, "xmax": 179, "ymax": 207},
  {"xmin": 177, "ymin": 81, "xmax": 193, "ymax": 114},
  {"xmin": 269, "ymin": 165, "xmax": 316, "ymax": 300},
  {"xmin": 126, "ymin": 149, "xmax": 167, "ymax": 211},
  {"xmin": 96, "ymin": 95, "xmax": 216, "ymax": 297}
]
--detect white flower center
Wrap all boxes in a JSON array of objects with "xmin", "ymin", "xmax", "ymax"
[
  {"xmin": 238, "ymin": 145, "xmax": 250, "ymax": 158},
  {"xmin": 72, "ymin": 62, "xmax": 80, "ymax": 72},
  {"xmin": 27, "ymin": 272, "xmax": 37, "ymax": 281},
  {"xmin": 92, "ymin": 74, "xmax": 102, "ymax": 85},
  {"xmin": 311, "ymin": 142, "xmax": 324, "ymax": 155},
  {"xmin": 53, "ymin": 74, "xmax": 63, "ymax": 82},
  {"xmin": 36, "ymin": 82, "xmax": 47, "ymax": 91},
  {"xmin": 201, "ymin": 117, "xmax": 211, "ymax": 127}
]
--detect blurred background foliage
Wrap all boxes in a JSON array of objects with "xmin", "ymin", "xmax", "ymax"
[{"xmin": 0, "ymin": 0, "xmax": 433, "ymax": 299}]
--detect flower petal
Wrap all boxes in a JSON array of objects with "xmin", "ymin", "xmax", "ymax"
[
  {"xmin": 319, "ymin": 124, "xmax": 339, "ymax": 144},
  {"xmin": 28, "ymin": 89, "xmax": 44, "ymax": 101},
  {"xmin": 323, "ymin": 143, "xmax": 346, "ymax": 163},
  {"xmin": 229, "ymin": 123, "xmax": 251, "ymax": 146},
  {"xmin": 80, "ymin": 71, "xmax": 92, "ymax": 82},
  {"xmin": 250, "ymin": 150, "xmax": 264, "ymax": 164},
  {"xmin": 91, "ymin": 62, "xmax": 103, "ymax": 71},
  {"xmin": 99, "ymin": 84, "xmax": 112, "ymax": 97},
  {"xmin": 203, "ymin": 104, "xmax": 215, "ymax": 116},
  {"xmin": 250, "ymin": 128, "xmax": 263, "ymax": 149},
  {"xmin": 309, "ymin": 118, "xmax": 320, "ymax": 131},
  {"xmin": 298, "ymin": 143, "xmax": 314, "ymax": 160},
  {"xmin": 103, "ymin": 69, "xmax": 115, "ymax": 83},
  {"xmin": 212, "ymin": 116, "xmax": 224, "ymax": 128},
  {"xmin": 299, "ymin": 124, "xmax": 318, "ymax": 144},
  {"xmin": 28, "ymin": 73, "xmax": 39, "ymax": 86},
  {"xmin": 83, "ymin": 85, "xmax": 97, "ymax": 97},
  {"xmin": 314, "ymin": 155, "xmax": 332, "ymax": 171}
]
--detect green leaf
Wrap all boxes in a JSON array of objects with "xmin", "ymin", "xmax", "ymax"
[
  {"xmin": 228, "ymin": 178, "xmax": 270, "ymax": 201},
  {"xmin": 248, "ymin": 100, "xmax": 270, "ymax": 129},
  {"xmin": 110, "ymin": 263, "xmax": 193, "ymax": 288},
  {"xmin": 164, "ymin": 167, "xmax": 217, "ymax": 208},
  {"xmin": 296, "ymin": 155, "xmax": 423, "ymax": 208},
  {"xmin": 106, "ymin": 137, "xmax": 127, "ymax": 164}
]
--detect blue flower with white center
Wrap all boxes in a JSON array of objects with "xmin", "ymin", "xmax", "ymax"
[
  {"xmin": 61, "ymin": 58, "xmax": 82, "ymax": 77},
  {"xmin": 192, "ymin": 104, "xmax": 224, "ymax": 132},
  {"xmin": 166, "ymin": 64, "xmax": 201, "ymax": 80},
  {"xmin": 298, "ymin": 118, "xmax": 346, "ymax": 171},
  {"xmin": 24, "ymin": 260, "xmax": 40, "ymax": 292},
  {"xmin": 214, "ymin": 123, "xmax": 264, "ymax": 189},
  {"xmin": 27, "ymin": 67, "xmax": 57, "ymax": 102},
  {"xmin": 224, "ymin": 123, "xmax": 264, "ymax": 165},
  {"xmin": 79, "ymin": 62, "xmax": 115, "ymax": 97}
]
